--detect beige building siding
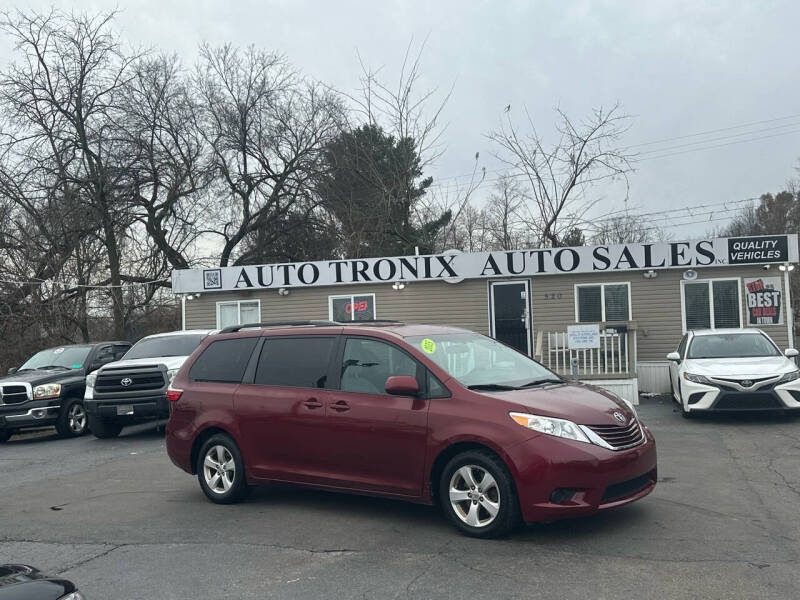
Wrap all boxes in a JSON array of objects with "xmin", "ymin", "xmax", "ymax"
[{"xmin": 184, "ymin": 265, "xmax": 792, "ymax": 363}]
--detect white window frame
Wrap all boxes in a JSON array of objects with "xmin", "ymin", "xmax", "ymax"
[
  {"xmin": 680, "ymin": 277, "xmax": 742, "ymax": 333},
  {"xmin": 573, "ymin": 282, "xmax": 632, "ymax": 323},
  {"xmin": 216, "ymin": 299, "xmax": 261, "ymax": 329},
  {"xmin": 328, "ymin": 293, "xmax": 377, "ymax": 321}
]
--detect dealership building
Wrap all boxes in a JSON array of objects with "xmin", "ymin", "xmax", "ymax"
[{"xmin": 173, "ymin": 234, "xmax": 799, "ymax": 403}]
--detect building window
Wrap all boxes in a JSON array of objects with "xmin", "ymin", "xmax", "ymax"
[
  {"xmin": 329, "ymin": 294, "xmax": 376, "ymax": 322},
  {"xmin": 216, "ymin": 300, "xmax": 261, "ymax": 329},
  {"xmin": 575, "ymin": 283, "xmax": 631, "ymax": 323},
  {"xmin": 682, "ymin": 279, "xmax": 741, "ymax": 330}
]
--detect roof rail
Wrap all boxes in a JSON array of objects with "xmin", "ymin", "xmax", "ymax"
[
  {"xmin": 219, "ymin": 320, "xmax": 338, "ymax": 334},
  {"xmin": 335, "ymin": 319, "xmax": 404, "ymax": 325}
]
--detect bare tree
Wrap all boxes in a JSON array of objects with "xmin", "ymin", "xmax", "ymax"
[
  {"xmin": 487, "ymin": 104, "xmax": 634, "ymax": 247},
  {"xmin": 485, "ymin": 174, "xmax": 528, "ymax": 250},
  {"xmin": 590, "ymin": 213, "xmax": 662, "ymax": 244},
  {"xmin": 194, "ymin": 44, "xmax": 345, "ymax": 267}
]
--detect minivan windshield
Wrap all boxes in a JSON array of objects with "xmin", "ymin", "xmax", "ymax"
[
  {"xmin": 19, "ymin": 346, "xmax": 92, "ymax": 371},
  {"xmin": 406, "ymin": 333, "xmax": 561, "ymax": 390},
  {"xmin": 124, "ymin": 334, "xmax": 207, "ymax": 360},
  {"xmin": 687, "ymin": 333, "xmax": 780, "ymax": 359}
]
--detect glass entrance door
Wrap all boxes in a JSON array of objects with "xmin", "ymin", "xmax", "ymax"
[{"xmin": 489, "ymin": 281, "xmax": 531, "ymax": 355}]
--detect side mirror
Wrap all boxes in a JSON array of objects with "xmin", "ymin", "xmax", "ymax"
[
  {"xmin": 7, "ymin": 367, "xmax": 18, "ymax": 375},
  {"xmin": 666, "ymin": 352, "xmax": 681, "ymax": 362},
  {"xmin": 785, "ymin": 348, "xmax": 799, "ymax": 358},
  {"xmin": 385, "ymin": 375, "xmax": 419, "ymax": 397}
]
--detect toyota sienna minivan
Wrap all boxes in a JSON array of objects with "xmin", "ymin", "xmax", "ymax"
[{"xmin": 166, "ymin": 321, "xmax": 657, "ymax": 538}]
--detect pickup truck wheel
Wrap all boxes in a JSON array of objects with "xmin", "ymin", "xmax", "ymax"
[
  {"xmin": 55, "ymin": 398, "xmax": 88, "ymax": 438},
  {"xmin": 88, "ymin": 415, "xmax": 123, "ymax": 439},
  {"xmin": 0, "ymin": 430, "xmax": 12, "ymax": 443},
  {"xmin": 197, "ymin": 434, "xmax": 249, "ymax": 504}
]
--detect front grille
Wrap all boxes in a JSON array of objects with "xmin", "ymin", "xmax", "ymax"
[
  {"xmin": 712, "ymin": 392, "xmax": 783, "ymax": 410},
  {"xmin": 587, "ymin": 420, "xmax": 644, "ymax": 449},
  {"xmin": 713, "ymin": 376, "xmax": 774, "ymax": 388},
  {"xmin": 95, "ymin": 369, "xmax": 166, "ymax": 394},
  {"xmin": 0, "ymin": 385, "xmax": 29, "ymax": 404},
  {"xmin": 602, "ymin": 472, "xmax": 653, "ymax": 503}
]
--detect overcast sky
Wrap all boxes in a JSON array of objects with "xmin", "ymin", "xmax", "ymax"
[{"xmin": 3, "ymin": 0, "xmax": 799, "ymax": 240}]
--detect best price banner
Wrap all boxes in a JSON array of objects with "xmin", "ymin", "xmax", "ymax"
[{"xmin": 744, "ymin": 277, "xmax": 783, "ymax": 326}]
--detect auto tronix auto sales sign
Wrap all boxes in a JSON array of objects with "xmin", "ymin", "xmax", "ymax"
[{"xmin": 172, "ymin": 234, "xmax": 799, "ymax": 293}]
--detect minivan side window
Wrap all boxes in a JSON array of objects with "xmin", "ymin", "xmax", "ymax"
[
  {"xmin": 189, "ymin": 338, "xmax": 259, "ymax": 383},
  {"xmin": 340, "ymin": 338, "xmax": 419, "ymax": 395},
  {"xmin": 254, "ymin": 337, "xmax": 336, "ymax": 388}
]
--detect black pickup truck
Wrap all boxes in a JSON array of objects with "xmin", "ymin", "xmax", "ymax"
[{"xmin": 0, "ymin": 341, "xmax": 131, "ymax": 442}]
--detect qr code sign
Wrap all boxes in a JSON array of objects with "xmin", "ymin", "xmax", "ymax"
[{"xmin": 203, "ymin": 269, "xmax": 222, "ymax": 289}]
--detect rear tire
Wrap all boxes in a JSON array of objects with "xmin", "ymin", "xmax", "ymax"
[
  {"xmin": 88, "ymin": 415, "xmax": 123, "ymax": 439},
  {"xmin": 439, "ymin": 450, "xmax": 520, "ymax": 538},
  {"xmin": 55, "ymin": 398, "xmax": 88, "ymax": 438},
  {"xmin": 197, "ymin": 434, "xmax": 250, "ymax": 504}
]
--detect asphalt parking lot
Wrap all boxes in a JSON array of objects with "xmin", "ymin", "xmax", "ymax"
[{"xmin": 1, "ymin": 398, "xmax": 799, "ymax": 600}]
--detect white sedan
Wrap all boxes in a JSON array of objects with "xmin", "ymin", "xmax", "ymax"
[{"xmin": 667, "ymin": 328, "xmax": 800, "ymax": 417}]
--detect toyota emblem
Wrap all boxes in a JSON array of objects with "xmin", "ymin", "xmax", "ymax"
[
  {"xmin": 120, "ymin": 377, "xmax": 133, "ymax": 387},
  {"xmin": 740, "ymin": 379, "xmax": 753, "ymax": 388},
  {"xmin": 613, "ymin": 411, "xmax": 626, "ymax": 423}
]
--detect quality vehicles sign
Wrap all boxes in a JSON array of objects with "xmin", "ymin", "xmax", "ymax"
[{"xmin": 172, "ymin": 234, "xmax": 799, "ymax": 293}]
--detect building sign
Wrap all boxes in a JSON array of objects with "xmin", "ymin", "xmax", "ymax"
[
  {"xmin": 744, "ymin": 277, "xmax": 783, "ymax": 326},
  {"xmin": 567, "ymin": 324, "xmax": 601, "ymax": 349},
  {"xmin": 172, "ymin": 234, "xmax": 799, "ymax": 293}
]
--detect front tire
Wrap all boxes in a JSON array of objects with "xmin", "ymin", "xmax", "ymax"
[
  {"xmin": 0, "ymin": 430, "xmax": 13, "ymax": 443},
  {"xmin": 439, "ymin": 450, "xmax": 520, "ymax": 538},
  {"xmin": 88, "ymin": 415, "xmax": 123, "ymax": 439},
  {"xmin": 197, "ymin": 434, "xmax": 249, "ymax": 504},
  {"xmin": 55, "ymin": 398, "xmax": 88, "ymax": 438}
]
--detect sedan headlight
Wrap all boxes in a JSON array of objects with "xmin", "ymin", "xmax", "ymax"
[
  {"xmin": 33, "ymin": 383, "xmax": 62, "ymax": 399},
  {"xmin": 167, "ymin": 369, "xmax": 179, "ymax": 382},
  {"xmin": 86, "ymin": 372, "xmax": 97, "ymax": 388},
  {"xmin": 509, "ymin": 412, "xmax": 591, "ymax": 444},
  {"xmin": 683, "ymin": 373, "xmax": 714, "ymax": 385},
  {"xmin": 777, "ymin": 370, "xmax": 800, "ymax": 384}
]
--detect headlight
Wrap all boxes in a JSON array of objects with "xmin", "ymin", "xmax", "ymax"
[
  {"xmin": 61, "ymin": 591, "xmax": 85, "ymax": 600},
  {"xmin": 86, "ymin": 372, "xmax": 97, "ymax": 388},
  {"xmin": 33, "ymin": 383, "xmax": 62, "ymax": 399},
  {"xmin": 777, "ymin": 370, "xmax": 800, "ymax": 384},
  {"xmin": 683, "ymin": 373, "xmax": 714, "ymax": 385},
  {"xmin": 167, "ymin": 369, "xmax": 179, "ymax": 382},
  {"xmin": 509, "ymin": 412, "xmax": 591, "ymax": 444}
]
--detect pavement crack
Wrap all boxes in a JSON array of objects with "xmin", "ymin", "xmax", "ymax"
[{"xmin": 55, "ymin": 545, "xmax": 123, "ymax": 575}]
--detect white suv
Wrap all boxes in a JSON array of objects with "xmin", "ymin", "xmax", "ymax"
[
  {"xmin": 667, "ymin": 328, "xmax": 800, "ymax": 417},
  {"xmin": 84, "ymin": 330, "xmax": 215, "ymax": 438}
]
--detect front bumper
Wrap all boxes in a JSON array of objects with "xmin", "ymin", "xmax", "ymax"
[
  {"xmin": 84, "ymin": 394, "xmax": 169, "ymax": 420},
  {"xmin": 507, "ymin": 426, "xmax": 657, "ymax": 523},
  {"xmin": 0, "ymin": 399, "xmax": 61, "ymax": 431},
  {"xmin": 680, "ymin": 378, "xmax": 800, "ymax": 413}
]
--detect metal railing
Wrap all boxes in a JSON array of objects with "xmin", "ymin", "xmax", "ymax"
[{"xmin": 535, "ymin": 328, "xmax": 635, "ymax": 377}]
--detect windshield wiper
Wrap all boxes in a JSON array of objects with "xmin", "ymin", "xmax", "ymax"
[
  {"xmin": 36, "ymin": 365, "xmax": 70, "ymax": 370},
  {"xmin": 467, "ymin": 383, "xmax": 519, "ymax": 391},
  {"xmin": 517, "ymin": 378, "xmax": 562, "ymax": 388}
]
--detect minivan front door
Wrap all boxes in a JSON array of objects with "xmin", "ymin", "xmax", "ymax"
[
  {"xmin": 490, "ymin": 280, "xmax": 531, "ymax": 355},
  {"xmin": 320, "ymin": 336, "xmax": 430, "ymax": 497}
]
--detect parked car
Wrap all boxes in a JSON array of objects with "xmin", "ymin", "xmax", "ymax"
[
  {"xmin": 0, "ymin": 341, "xmax": 131, "ymax": 442},
  {"xmin": 0, "ymin": 564, "xmax": 83, "ymax": 599},
  {"xmin": 84, "ymin": 330, "xmax": 214, "ymax": 438},
  {"xmin": 165, "ymin": 321, "xmax": 657, "ymax": 538},
  {"xmin": 667, "ymin": 328, "xmax": 800, "ymax": 417}
]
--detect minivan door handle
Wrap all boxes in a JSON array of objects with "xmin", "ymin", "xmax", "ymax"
[
  {"xmin": 303, "ymin": 398, "xmax": 324, "ymax": 409},
  {"xmin": 329, "ymin": 400, "xmax": 350, "ymax": 412}
]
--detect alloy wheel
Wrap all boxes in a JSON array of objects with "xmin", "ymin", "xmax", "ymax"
[
  {"xmin": 68, "ymin": 403, "xmax": 87, "ymax": 433},
  {"xmin": 203, "ymin": 445, "xmax": 236, "ymax": 494},
  {"xmin": 448, "ymin": 464, "xmax": 501, "ymax": 528}
]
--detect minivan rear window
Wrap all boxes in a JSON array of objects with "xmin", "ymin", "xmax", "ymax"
[
  {"xmin": 189, "ymin": 338, "xmax": 259, "ymax": 383},
  {"xmin": 255, "ymin": 337, "xmax": 335, "ymax": 388}
]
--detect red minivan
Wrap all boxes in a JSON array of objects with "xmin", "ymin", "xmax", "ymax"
[{"xmin": 166, "ymin": 321, "xmax": 657, "ymax": 538}]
